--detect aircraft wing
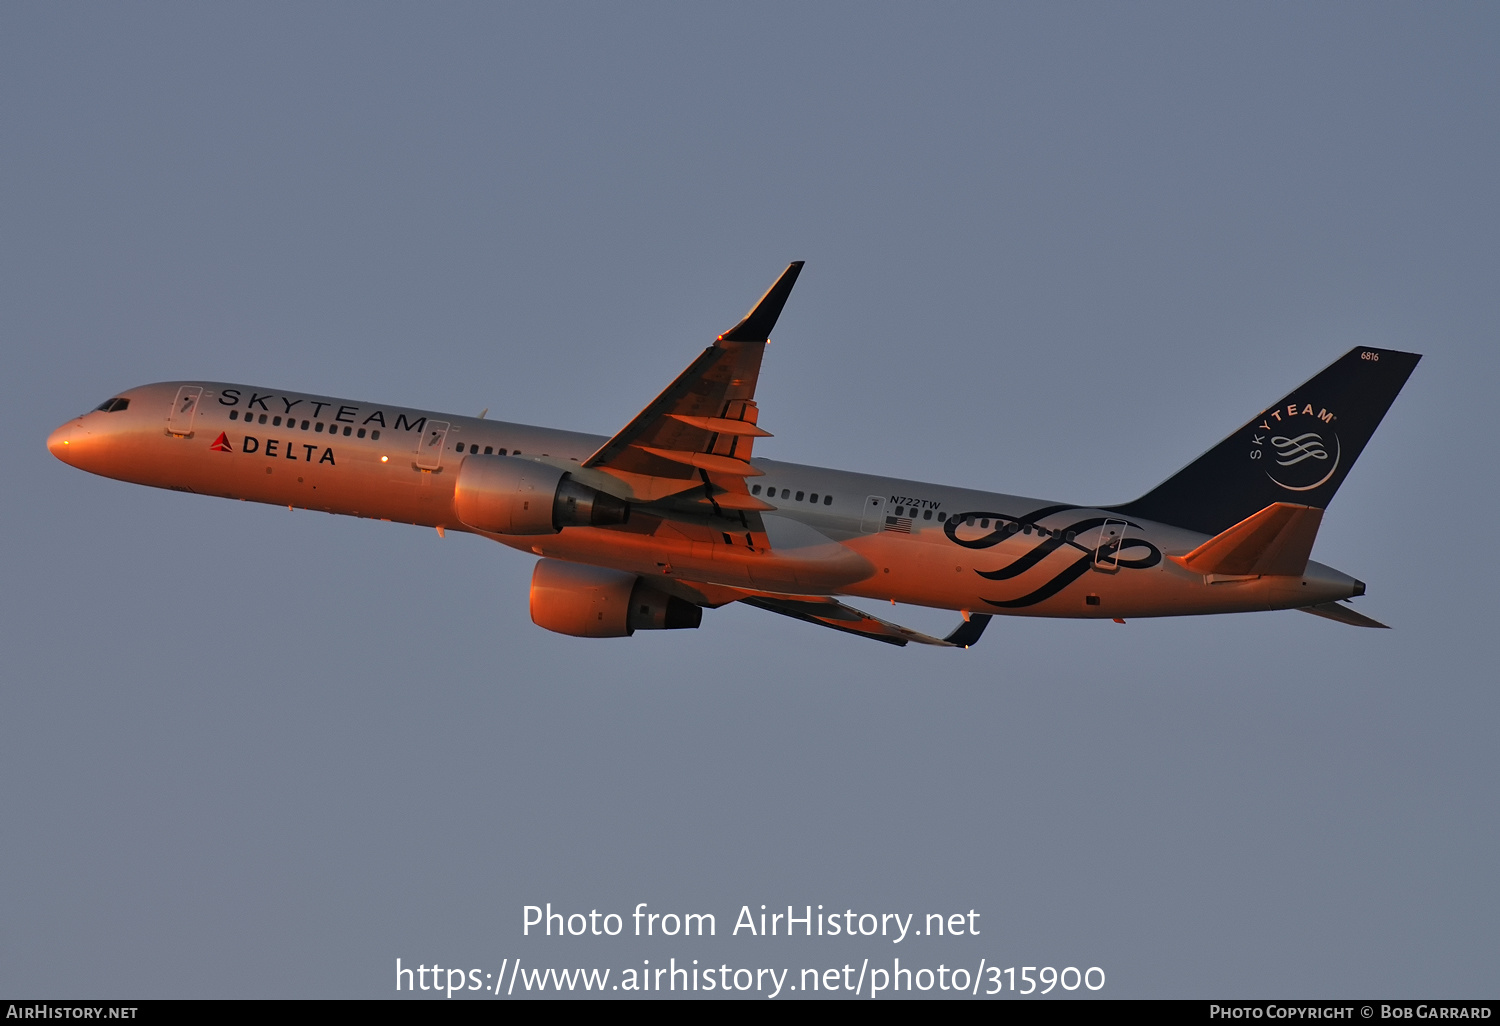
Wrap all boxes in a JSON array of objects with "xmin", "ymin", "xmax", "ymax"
[
  {"xmin": 740, "ymin": 595, "xmax": 993, "ymax": 648},
  {"xmin": 582, "ymin": 262, "xmax": 803, "ymax": 512}
]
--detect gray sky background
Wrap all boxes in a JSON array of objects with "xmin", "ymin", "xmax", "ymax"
[{"xmin": 3, "ymin": 2, "xmax": 1496, "ymax": 999}]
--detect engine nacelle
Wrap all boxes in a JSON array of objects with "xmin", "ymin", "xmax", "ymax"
[
  {"xmin": 453, "ymin": 455, "xmax": 629, "ymax": 535},
  {"xmin": 529, "ymin": 559, "xmax": 703, "ymax": 638}
]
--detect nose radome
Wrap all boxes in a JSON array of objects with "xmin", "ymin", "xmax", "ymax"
[{"xmin": 47, "ymin": 421, "xmax": 82, "ymax": 464}]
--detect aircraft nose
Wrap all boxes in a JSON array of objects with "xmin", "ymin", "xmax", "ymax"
[{"xmin": 47, "ymin": 420, "xmax": 83, "ymax": 464}]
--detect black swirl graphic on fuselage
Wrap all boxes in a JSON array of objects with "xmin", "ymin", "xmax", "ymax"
[{"xmin": 944, "ymin": 507, "xmax": 1161, "ymax": 609}]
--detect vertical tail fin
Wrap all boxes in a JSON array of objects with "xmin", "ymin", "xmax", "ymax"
[{"xmin": 1112, "ymin": 346, "xmax": 1420, "ymax": 536}]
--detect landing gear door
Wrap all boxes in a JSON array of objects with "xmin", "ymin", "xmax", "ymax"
[
  {"xmin": 167, "ymin": 386, "xmax": 202, "ymax": 437},
  {"xmin": 860, "ymin": 495, "xmax": 888, "ymax": 534},
  {"xmin": 1094, "ymin": 518, "xmax": 1128, "ymax": 573},
  {"xmin": 416, "ymin": 421, "xmax": 450, "ymax": 471}
]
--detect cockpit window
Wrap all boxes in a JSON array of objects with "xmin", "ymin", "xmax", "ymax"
[{"xmin": 93, "ymin": 398, "xmax": 130, "ymax": 413}]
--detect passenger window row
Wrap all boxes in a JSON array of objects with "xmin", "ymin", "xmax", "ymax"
[
  {"xmin": 887, "ymin": 506, "xmax": 1081, "ymax": 541},
  {"xmin": 750, "ymin": 484, "xmax": 834, "ymax": 506},
  {"xmin": 228, "ymin": 409, "xmax": 378, "ymax": 439},
  {"xmin": 895, "ymin": 505, "xmax": 942, "ymax": 521},
  {"xmin": 943, "ymin": 511, "xmax": 1078, "ymax": 542}
]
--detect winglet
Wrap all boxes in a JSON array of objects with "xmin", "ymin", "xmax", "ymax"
[
  {"xmin": 943, "ymin": 613, "xmax": 993, "ymax": 649},
  {"xmin": 717, "ymin": 261, "xmax": 805, "ymax": 342}
]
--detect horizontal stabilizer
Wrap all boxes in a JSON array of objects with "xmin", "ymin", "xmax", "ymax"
[
  {"xmin": 1170, "ymin": 502, "xmax": 1323, "ymax": 577},
  {"xmin": 741, "ymin": 596, "xmax": 989, "ymax": 648},
  {"xmin": 1300, "ymin": 601, "xmax": 1390, "ymax": 629}
]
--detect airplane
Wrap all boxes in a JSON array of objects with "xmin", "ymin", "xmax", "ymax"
[{"xmin": 46, "ymin": 262, "xmax": 1420, "ymax": 648}]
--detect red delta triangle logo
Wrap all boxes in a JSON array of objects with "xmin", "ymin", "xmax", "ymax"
[{"xmin": 209, "ymin": 432, "xmax": 233, "ymax": 453}]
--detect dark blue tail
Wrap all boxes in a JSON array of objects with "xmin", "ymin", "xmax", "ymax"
[{"xmin": 1112, "ymin": 347, "xmax": 1420, "ymax": 536}]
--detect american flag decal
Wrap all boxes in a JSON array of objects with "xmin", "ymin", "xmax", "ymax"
[{"xmin": 884, "ymin": 516, "xmax": 913, "ymax": 534}]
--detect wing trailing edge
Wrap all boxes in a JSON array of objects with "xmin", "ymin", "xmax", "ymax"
[{"xmin": 741, "ymin": 595, "xmax": 992, "ymax": 648}]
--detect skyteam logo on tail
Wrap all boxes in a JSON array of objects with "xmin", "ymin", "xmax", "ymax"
[{"xmin": 1249, "ymin": 402, "xmax": 1340, "ymax": 492}]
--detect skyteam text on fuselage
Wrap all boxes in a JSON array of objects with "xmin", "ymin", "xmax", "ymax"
[{"xmin": 47, "ymin": 263, "xmax": 1420, "ymax": 647}]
